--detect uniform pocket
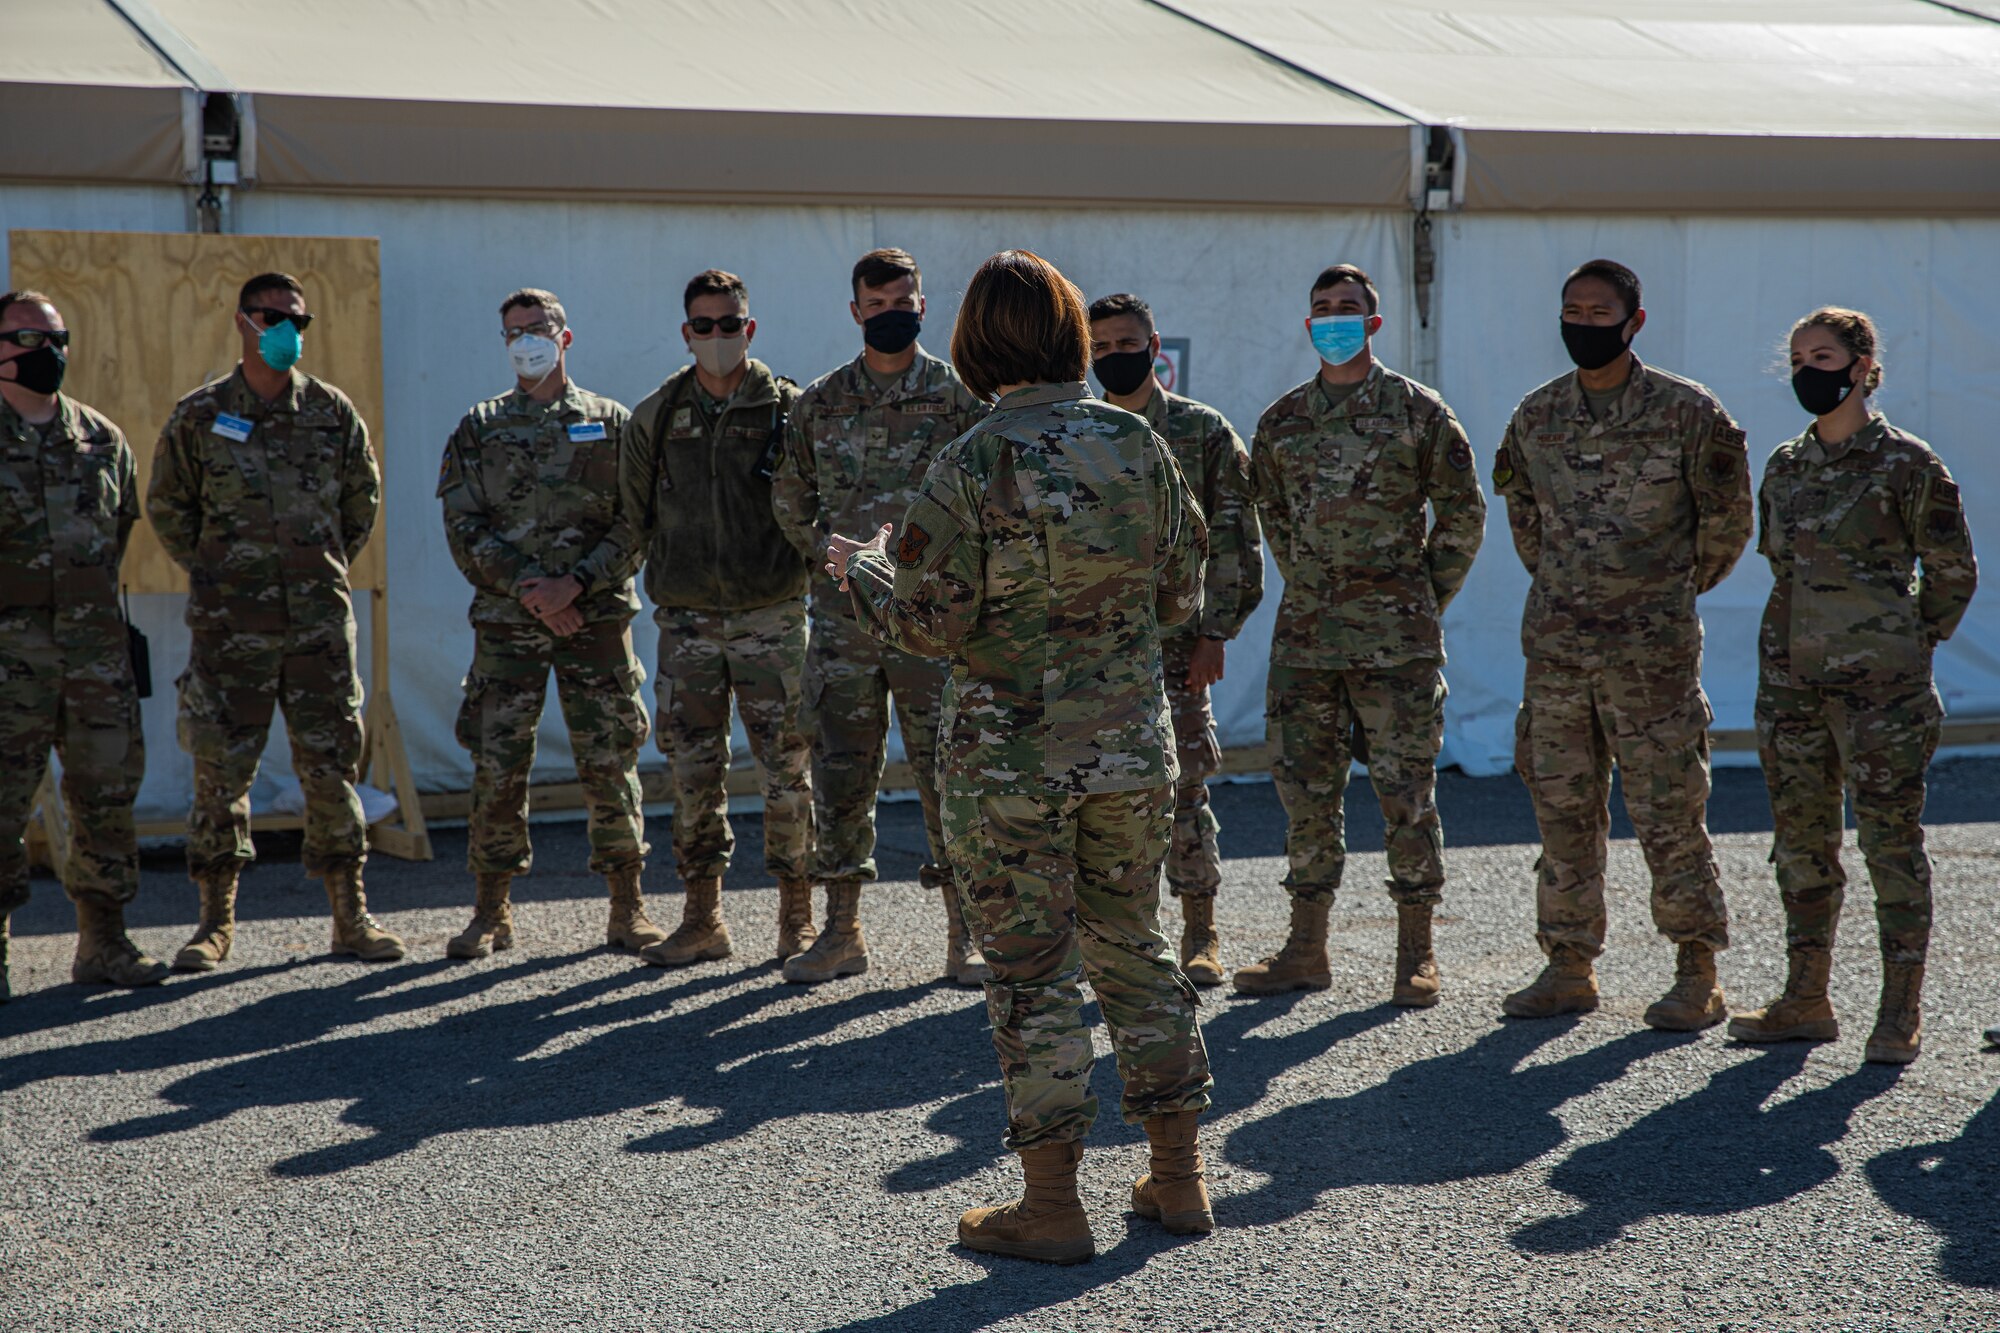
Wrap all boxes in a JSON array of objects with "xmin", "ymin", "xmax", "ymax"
[
  {"xmin": 613, "ymin": 662, "xmax": 652, "ymax": 751},
  {"xmin": 454, "ymin": 671, "xmax": 491, "ymax": 752}
]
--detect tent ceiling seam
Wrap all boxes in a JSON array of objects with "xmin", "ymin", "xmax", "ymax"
[
  {"xmin": 101, "ymin": 0, "xmax": 236, "ymax": 92},
  {"xmin": 1914, "ymin": 0, "xmax": 2000, "ymax": 24}
]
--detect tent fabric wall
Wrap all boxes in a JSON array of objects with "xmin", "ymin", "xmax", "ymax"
[{"xmin": 0, "ymin": 0, "xmax": 192, "ymax": 185}]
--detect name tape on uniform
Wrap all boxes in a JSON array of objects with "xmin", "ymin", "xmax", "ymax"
[
  {"xmin": 567, "ymin": 422, "xmax": 608, "ymax": 443},
  {"xmin": 211, "ymin": 413, "xmax": 254, "ymax": 442}
]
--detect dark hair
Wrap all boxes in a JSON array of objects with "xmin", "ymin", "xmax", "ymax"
[
  {"xmin": 1087, "ymin": 292, "xmax": 1154, "ymax": 333},
  {"xmin": 1562, "ymin": 259, "xmax": 1642, "ymax": 320},
  {"xmin": 1794, "ymin": 306, "xmax": 1885, "ymax": 394},
  {"xmin": 683, "ymin": 269, "xmax": 748, "ymax": 315},
  {"xmin": 950, "ymin": 250, "xmax": 1091, "ymax": 402},
  {"xmin": 239, "ymin": 272, "xmax": 304, "ymax": 309},
  {"xmin": 1310, "ymin": 264, "xmax": 1379, "ymax": 315},
  {"xmin": 0, "ymin": 290, "xmax": 57, "ymax": 325},
  {"xmin": 499, "ymin": 287, "xmax": 566, "ymax": 328},
  {"xmin": 852, "ymin": 248, "xmax": 920, "ymax": 297}
]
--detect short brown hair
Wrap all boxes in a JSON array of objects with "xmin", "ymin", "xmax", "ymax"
[
  {"xmin": 852, "ymin": 248, "xmax": 920, "ymax": 297},
  {"xmin": 683, "ymin": 269, "xmax": 747, "ymax": 315},
  {"xmin": 1087, "ymin": 292, "xmax": 1154, "ymax": 333},
  {"xmin": 1310, "ymin": 264, "xmax": 1379, "ymax": 315},
  {"xmin": 1563, "ymin": 259, "xmax": 1642, "ymax": 320},
  {"xmin": 239, "ymin": 272, "xmax": 304, "ymax": 308},
  {"xmin": 0, "ymin": 290, "xmax": 57, "ymax": 326},
  {"xmin": 499, "ymin": 287, "xmax": 566, "ymax": 328},
  {"xmin": 1794, "ymin": 305, "xmax": 1885, "ymax": 394},
  {"xmin": 950, "ymin": 250, "xmax": 1090, "ymax": 402}
]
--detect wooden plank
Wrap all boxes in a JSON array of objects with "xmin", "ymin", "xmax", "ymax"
[{"xmin": 27, "ymin": 771, "xmax": 69, "ymax": 880}]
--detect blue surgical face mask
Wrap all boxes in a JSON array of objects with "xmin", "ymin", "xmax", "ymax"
[
  {"xmin": 258, "ymin": 319, "xmax": 303, "ymax": 373},
  {"xmin": 1309, "ymin": 315, "xmax": 1368, "ymax": 367}
]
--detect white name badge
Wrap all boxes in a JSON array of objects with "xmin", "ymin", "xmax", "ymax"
[
  {"xmin": 212, "ymin": 413, "xmax": 254, "ymax": 442},
  {"xmin": 568, "ymin": 422, "xmax": 608, "ymax": 444}
]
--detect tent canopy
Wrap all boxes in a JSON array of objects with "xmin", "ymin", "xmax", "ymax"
[{"xmin": 0, "ymin": 0, "xmax": 193, "ymax": 184}]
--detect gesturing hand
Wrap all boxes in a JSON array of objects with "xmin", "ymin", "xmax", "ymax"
[
  {"xmin": 1186, "ymin": 637, "xmax": 1227, "ymax": 691},
  {"xmin": 826, "ymin": 523, "xmax": 894, "ymax": 592}
]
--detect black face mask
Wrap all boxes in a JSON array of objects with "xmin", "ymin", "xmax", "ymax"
[
  {"xmin": 3, "ymin": 344, "xmax": 67, "ymax": 395},
  {"xmin": 1560, "ymin": 319, "xmax": 1632, "ymax": 372},
  {"xmin": 1092, "ymin": 350, "xmax": 1154, "ymax": 397},
  {"xmin": 862, "ymin": 309, "xmax": 922, "ymax": 355},
  {"xmin": 1791, "ymin": 361, "xmax": 1858, "ymax": 417}
]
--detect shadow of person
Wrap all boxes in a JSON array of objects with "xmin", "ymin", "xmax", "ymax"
[
  {"xmin": 1220, "ymin": 1018, "xmax": 1666, "ymax": 1228},
  {"xmin": 1865, "ymin": 1080, "xmax": 2000, "ymax": 1288},
  {"xmin": 0, "ymin": 959, "xmax": 305, "ymax": 1041},
  {"xmin": 1514, "ymin": 1048, "xmax": 1900, "ymax": 1254}
]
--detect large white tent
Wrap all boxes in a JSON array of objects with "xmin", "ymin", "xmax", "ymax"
[{"xmin": 3, "ymin": 0, "xmax": 1997, "ymax": 823}]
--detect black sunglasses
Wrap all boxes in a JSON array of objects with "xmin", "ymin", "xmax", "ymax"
[
  {"xmin": 241, "ymin": 307, "xmax": 314, "ymax": 331},
  {"xmin": 686, "ymin": 315, "xmax": 747, "ymax": 336},
  {"xmin": 0, "ymin": 328, "xmax": 70, "ymax": 350}
]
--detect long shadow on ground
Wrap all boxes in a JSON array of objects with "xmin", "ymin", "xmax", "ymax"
[{"xmin": 1866, "ymin": 1079, "xmax": 2000, "ymax": 1289}]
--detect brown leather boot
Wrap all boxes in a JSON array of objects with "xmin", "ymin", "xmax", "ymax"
[
  {"xmin": 959, "ymin": 1140, "xmax": 1095, "ymax": 1265},
  {"xmin": 1392, "ymin": 902, "xmax": 1441, "ymax": 1008},
  {"xmin": 1865, "ymin": 960, "xmax": 1924, "ymax": 1064},
  {"xmin": 1131, "ymin": 1109, "xmax": 1214, "ymax": 1235},
  {"xmin": 1501, "ymin": 945, "xmax": 1599, "ymax": 1018},
  {"xmin": 1232, "ymin": 897, "xmax": 1331, "ymax": 994},
  {"xmin": 640, "ymin": 874, "xmax": 732, "ymax": 967},
  {"xmin": 782, "ymin": 880, "xmax": 869, "ymax": 984},
  {"xmin": 447, "ymin": 872, "xmax": 515, "ymax": 959},
  {"xmin": 943, "ymin": 885, "xmax": 991, "ymax": 986},
  {"xmin": 1727, "ymin": 947, "xmax": 1837, "ymax": 1043},
  {"xmin": 775, "ymin": 876, "xmax": 817, "ymax": 961},
  {"xmin": 71, "ymin": 897, "xmax": 170, "ymax": 987},
  {"xmin": 1179, "ymin": 894, "xmax": 1223, "ymax": 988},
  {"xmin": 323, "ymin": 864, "xmax": 406, "ymax": 962},
  {"xmin": 1644, "ymin": 941, "xmax": 1727, "ymax": 1031},
  {"xmin": 605, "ymin": 866, "xmax": 669, "ymax": 951},
  {"xmin": 173, "ymin": 868, "xmax": 239, "ymax": 972}
]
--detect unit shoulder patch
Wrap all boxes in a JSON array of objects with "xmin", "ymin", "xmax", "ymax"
[
  {"xmin": 1447, "ymin": 439, "xmax": 1472, "ymax": 472},
  {"xmin": 1492, "ymin": 446, "xmax": 1516, "ymax": 489}
]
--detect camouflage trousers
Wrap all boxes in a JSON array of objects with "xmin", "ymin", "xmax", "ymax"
[
  {"xmin": 1756, "ymin": 680, "xmax": 1940, "ymax": 964},
  {"xmin": 804, "ymin": 609, "xmax": 948, "ymax": 890},
  {"xmin": 943, "ymin": 782, "xmax": 1212, "ymax": 1150},
  {"xmin": 1268, "ymin": 659, "xmax": 1447, "ymax": 907},
  {"xmin": 655, "ymin": 602, "xmax": 812, "ymax": 882},
  {"xmin": 0, "ymin": 608, "xmax": 143, "ymax": 914},
  {"xmin": 1163, "ymin": 637, "xmax": 1223, "ymax": 900},
  {"xmin": 177, "ymin": 617, "xmax": 366, "ymax": 877},
  {"xmin": 456, "ymin": 618, "xmax": 650, "ymax": 877},
  {"xmin": 1515, "ymin": 657, "xmax": 1727, "ymax": 958}
]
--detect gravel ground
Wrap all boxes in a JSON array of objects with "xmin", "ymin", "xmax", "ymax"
[{"xmin": 3, "ymin": 760, "xmax": 1996, "ymax": 1331}]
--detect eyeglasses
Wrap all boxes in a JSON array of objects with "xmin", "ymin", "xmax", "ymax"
[
  {"xmin": 686, "ymin": 315, "xmax": 747, "ymax": 336},
  {"xmin": 503, "ymin": 321, "xmax": 563, "ymax": 343},
  {"xmin": 0, "ymin": 328, "xmax": 70, "ymax": 350},
  {"xmin": 241, "ymin": 307, "xmax": 314, "ymax": 331}
]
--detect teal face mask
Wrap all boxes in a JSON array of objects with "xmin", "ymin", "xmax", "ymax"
[
  {"xmin": 1309, "ymin": 315, "xmax": 1369, "ymax": 367},
  {"xmin": 258, "ymin": 319, "xmax": 303, "ymax": 372}
]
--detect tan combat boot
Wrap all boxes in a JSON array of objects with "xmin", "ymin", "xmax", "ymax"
[
  {"xmin": 447, "ymin": 872, "xmax": 515, "ymax": 959},
  {"xmin": 640, "ymin": 875, "xmax": 732, "ymax": 968},
  {"xmin": 605, "ymin": 866, "xmax": 669, "ymax": 952},
  {"xmin": 323, "ymin": 864, "xmax": 407, "ymax": 962},
  {"xmin": 1131, "ymin": 1109, "xmax": 1214, "ymax": 1235},
  {"xmin": 71, "ymin": 897, "xmax": 170, "ymax": 988},
  {"xmin": 1644, "ymin": 941, "xmax": 1727, "ymax": 1031},
  {"xmin": 1501, "ymin": 945, "xmax": 1599, "ymax": 1019},
  {"xmin": 1727, "ymin": 948, "xmax": 1837, "ymax": 1043},
  {"xmin": 775, "ymin": 876, "xmax": 817, "ymax": 961},
  {"xmin": 1179, "ymin": 895, "xmax": 1223, "ymax": 988},
  {"xmin": 1232, "ymin": 897, "xmax": 1331, "ymax": 995},
  {"xmin": 943, "ymin": 885, "xmax": 991, "ymax": 987},
  {"xmin": 782, "ymin": 881, "xmax": 869, "ymax": 984},
  {"xmin": 959, "ymin": 1140, "xmax": 1095, "ymax": 1265},
  {"xmin": 1392, "ymin": 902, "xmax": 1441, "ymax": 1008},
  {"xmin": 173, "ymin": 868, "xmax": 239, "ymax": 972},
  {"xmin": 1864, "ymin": 960, "xmax": 1924, "ymax": 1065}
]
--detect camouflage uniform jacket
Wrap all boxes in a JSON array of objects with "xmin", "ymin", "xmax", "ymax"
[
  {"xmin": 1143, "ymin": 387, "xmax": 1264, "ymax": 643},
  {"xmin": 771, "ymin": 346, "xmax": 987, "ymax": 624},
  {"xmin": 1251, "ymin": 362, "xmax": 1485, "ymax": 670},
  {"xmin": 619, "ymin": 358, "xmax": 805, "ymax": 613},
  {"xmin": 1758, "ymin": 412, "xmax": 1977, "ymax": 689},
  {"xmin": 1493, "ymin": 357, "xmax": 1751, "ymax": 668},
  {"xmin": 0, "ymin": 394, "xmax": 137, "ymax": 628},
  {"xmin": 845, "ymin": 382, "xmax": 1208, "ymax": 798},
  {"xmin": 437, "ymin": 382, "xmax": 639, "ymax": 626},
  {"xmin": 148, "ymin": 367, "xmax": 380, "ymax": 632}
]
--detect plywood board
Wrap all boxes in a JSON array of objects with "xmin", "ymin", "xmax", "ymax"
[{"xmin": 9, "ymin": 230, "xmax": 387, "ymax": 593}]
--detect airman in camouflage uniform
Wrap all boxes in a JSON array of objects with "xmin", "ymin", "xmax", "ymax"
[
  {"xmin": 148, "ymin": 272, "xmax": 404, "ymax": 968},
  {"xmin": 1087, "ymin": 292, "xmax": 1264, "ymax": 987},
  {"xmin": 1730, "ymin": 308, "xmax": 1977, "ymax": 1065},
  {"xmin": 1493, "ymin": 259, "xmax": 1751, "ymax": 1030},
  {"xmin": 839, "ymin": 251, "xmax": 1215, "ymax": 1265},
  {"xmin": 619, "ymin": 269, "xmax": 813, "ymax": 968},
  {"xmin": 0, "ymin": 291, "xmax": 169, "ymax": 998},
  {"xmin": 1234, "ymin": 266, "xmax": 1484, "ymax": 1007},
  {"xmin": 772, "ymin": 249, "xmax": 990, "ymax": 985},
  {"xmin": 437, "ymin": 288, "xmax": 663, "ymax": 960}
]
